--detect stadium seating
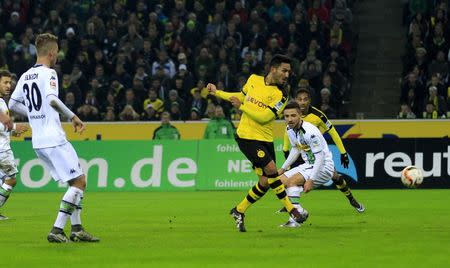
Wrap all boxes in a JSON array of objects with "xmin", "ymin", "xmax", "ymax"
[{"xmin": 0, "ymin": 0, "xmax": 357, "ymax": 121}]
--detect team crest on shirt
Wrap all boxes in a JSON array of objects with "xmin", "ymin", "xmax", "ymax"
[
  {"xmin": 50, "ymin": 80, "xmax": 57, "ymax": 89},
  {"xmin": 257, "ymin": 149, "xmax": 265, "ymax": 158}
]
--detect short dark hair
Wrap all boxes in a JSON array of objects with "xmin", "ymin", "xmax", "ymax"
[
  {"xmin": 284, "ymin": 101, "xmax": 301, "ymax": 112},
  {"xmin": 296, "ymin": 88, "xmax": 311, "ymax": 97},
  {"xmin": 269, "ymin": 54, "xmax": 291, "ymax": 68},
  {"xmin": 0, "ymin": 70, "xmax": 12, "ymax": 80}
]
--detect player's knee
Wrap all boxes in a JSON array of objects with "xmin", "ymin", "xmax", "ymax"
[
  {"xmin": 69, "ymin": 175, "xmax": 86, "ymax": 190},
  {"xmin": 5, "ymin": 177, "xmax": 17, "ymax": 187},
  {"xmin": 258, "ymin": 176, "xmax": 269, "ymax": 188},
  {"xmin": 286, "ymin": 178, "xmax": 297, "ymax": 187},
  {"xmin": 332, "ymin": 172, "xmax": 342, "ymax": 183}
]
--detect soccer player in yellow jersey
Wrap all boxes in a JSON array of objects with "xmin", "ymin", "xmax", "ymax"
[
  {"xmin": 207, "ymin": 55, "xmax": 307, "ymax": 232},
  {"xmin": 280, "ymin": 88, "xmax": 364, "ymax": 213}
]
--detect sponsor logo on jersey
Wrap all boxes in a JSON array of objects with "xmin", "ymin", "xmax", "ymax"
[
  {"xmin": 256, "ymin": 149, "xmax": 265, "ymax": 158},
  {"xmin": 246, "ymin": 95, "xmax": 267, "ymax": 109}
]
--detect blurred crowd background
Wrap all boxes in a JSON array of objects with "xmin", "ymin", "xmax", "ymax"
[{"xmin": 0, "ymin": 0, "xmax": 357, "ymax": 122}]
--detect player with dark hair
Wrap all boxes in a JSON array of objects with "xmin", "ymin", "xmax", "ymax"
[
  {"xmin": 0, "ymin": 70, "xmax": 28, "ymax": 220},
  {"xmin": 277, "ymin": 89, "xmax": 364, "ymax": 225},
  {"xmin": 207, "ymin": 54, "xmax": 307, "ymax": 232}
]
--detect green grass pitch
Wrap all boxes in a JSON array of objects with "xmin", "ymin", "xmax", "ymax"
[{"xmin": 0, "ymin": 189, "xmax": 449, "ymax": 267}]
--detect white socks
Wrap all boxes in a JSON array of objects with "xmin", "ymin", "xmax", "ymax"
[
  {"xmin": 0, "ymin": 182, "xmax": 13, "ymax": 207},
  {"xmin": 53, "ymin": 186, "xmax": 84, "ymax": 229},
  {"xmin": 286, "ymin": 186, "xmax": 304, "ymax": 223}
]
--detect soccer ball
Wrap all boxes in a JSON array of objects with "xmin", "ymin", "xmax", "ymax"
[{"xmin": 401, "ymin": 166, "xmax": 424, "ymax": 188}]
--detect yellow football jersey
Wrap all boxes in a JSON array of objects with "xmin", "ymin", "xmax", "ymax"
[{"xmin": 216, "ymin": 74, "xmax": 288, "ymax": 142}]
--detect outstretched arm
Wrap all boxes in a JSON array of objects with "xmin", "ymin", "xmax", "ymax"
[{"xmin": 207, "ymin": 83, "xmax": 245, "ymax": 102}]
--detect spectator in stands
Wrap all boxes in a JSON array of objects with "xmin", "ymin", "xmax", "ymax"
[
  {"xmin": 404, "ymin": 89, "xmax": 421, "ymax": 117},
  {"xmin": 190, "ymin": 87, "xmax": 207, "ymax": 116},
  {"xmin": 425, "ymin": 86, "xmax": 447, "ymax": 117},
  {"xmin": 206, "ymin": 13, "xmax": 227, "ymax": 43},
  {"xmin": 0, "ymin": 0, "xmax": 357, "ymax": 121},
  {"xmin": 153, "ymin": 112, "xmax": 180, "ymax": 140},
  {"xmin": 268, "ymin": 0, "xmax": 292, "ymax": 21},
  {"xmin": 141, "ymin": 104, "xmax": 159, "ymax": 121},
  {"xmin": 189, "ymin": 107, "xmax": 202, "ymax": 120},
  {"xmin": 7, "ymin": 11, "xmax": 25, "ymax": 38},
  {"xmin": 77, "ymin": 91, "xmax": 100, "ymax": 121},
  {"xmin": 428, "ymin": 50, "xmax": 449, "ymax": 78},
  {"xmin": 169, "ymin": 101, "xmax": 183, "ymax": 121},
  {"xmin": 423, "ymin": 102, "xmax": 438, "ymax": 119},
  {"xmin": 119, "ymin": 105, "xmax": 140, "ymax": 121},
  {"xmin": 397, "ymin": 103, "xmax": 417, "ymax": 119},
  {"xmin": 308, "ymin": 0, "xmax": 330, "ymax": 24},
  {"xmin": 204, "ymin": 102, "xmax": 216, "ymax": 119},
  {"xmin": 152, "ymin": 50, "xmax": 176, "ymax": 78},
  {"xmin": 165, "ymin": 89, "xmax": 185, "ymax": 114},
  {"xmin": 104, "ymin": 107, "xmax": 117, "ymax": 121},
  {"xmin": 319, "ymin": 87, "xmax": 338, "ymax": 118},
  {"xmin": 15, "ymin": 35, "xmax": 36, "ymax": 60},
  {"xmin": 204, "ymin": 106, "xmax": 235, "ymax": 139},
  {"xmin": 401, "ymin": 72, "xmax": 425, "ymax": 105},
  {"xmin": 118, "ymin": 89, "xmax": 142, "ymax": 115},
  {"xmin": 61, "ymin": 74, "xmax": 82, "ymax": 106},
  {"xmin": 331, "ymin": 0, "xmax": 353, "ymax": 26},
  {"xmin": 64, "ymin": 92, "xmax": 79, "ymax": 113},
  {"xmin": 100, "ymin": 91, "xmax": 118, "ymax": 118},
  {"xmin": 143, "ymin": 88, "xmax": 163, "ymax": 115},
  {"xmin": 426, "ymin": 73, "xmax": 446, "ymax": 97}
]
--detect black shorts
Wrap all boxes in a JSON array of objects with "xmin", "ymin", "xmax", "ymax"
[{"xmin": 235, "ymin": 136, "xmax": 276, "ymax": 169}]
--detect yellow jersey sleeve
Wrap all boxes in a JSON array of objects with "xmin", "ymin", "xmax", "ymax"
[
  {"xmin": 309, "ymin": 107, "xmax": 347, "ymax": 154},
  {"xmin": 215, "ymin": 90, "xmax": 245, "ymax": 102},
  {"xmin": 328, "ymin": 126, "xmax": 346, "ymax": 154}
]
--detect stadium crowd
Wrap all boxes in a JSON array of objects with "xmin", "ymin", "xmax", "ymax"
[
  {"xmin": 0, "ymin": 0, "xmax": 357, "ymax": 122},
  {"xmin": 400, "ymin": 0, "xmax": 450, "ymax": 119}
]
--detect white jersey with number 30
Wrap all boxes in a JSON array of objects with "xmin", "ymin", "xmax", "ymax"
[{"xmin": 11, "ymin": 64, "xmax": 67, "ymax": 149}]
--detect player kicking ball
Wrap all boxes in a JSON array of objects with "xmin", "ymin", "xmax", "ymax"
[
  {"xmin": 9, "ymin": 33, "xmax": 99, "ymax": 242},
  {"xmin": 278, "ymin": 101, "xmax": 362, "ymax": 228}
]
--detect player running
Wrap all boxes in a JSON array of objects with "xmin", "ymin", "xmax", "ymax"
[
  {"xmin": 9, "ymin": 33, "xmax": 99, "ymax": 242},
  {"xmin": 207, "ymin": 54, "xmax": 307, "ymax": 232}
]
